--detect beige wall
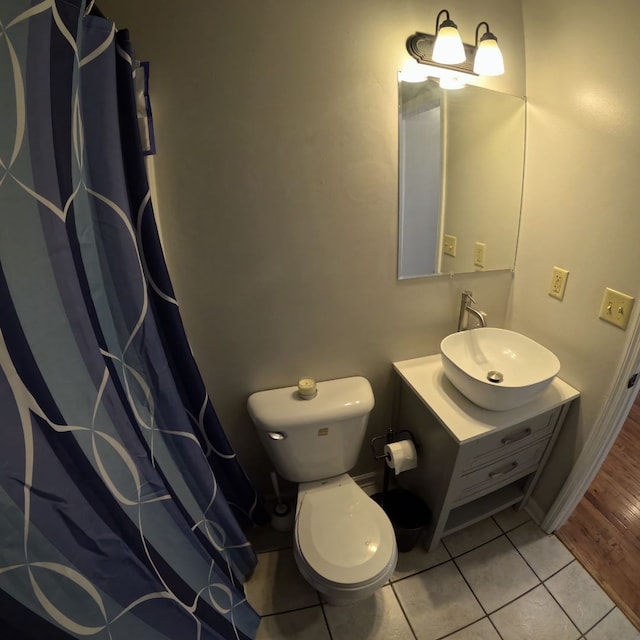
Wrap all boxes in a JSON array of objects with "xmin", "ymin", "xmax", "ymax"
[
  {"xmin": 514, "ymin": 0, "xmax": 640, "ymax": 510},
  {"xmin": 98, "ymin": 0, "xmax": 640, "ymax": 516},
  {"xmin": 100, "ymin": 0, "xmax": 526, "ymax": 493}
]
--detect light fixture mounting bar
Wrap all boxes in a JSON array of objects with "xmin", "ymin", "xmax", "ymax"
[{"xmin": 406, "ymin": 32, "xmax": 478, "ymax": 75}]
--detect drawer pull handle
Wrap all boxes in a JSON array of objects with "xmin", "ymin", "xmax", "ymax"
[
  {"xmin": 489, "ymin": 461, "xmax": 519, "ymax": 479},
  {"xmin": 501, "ymin": 428, "xmax": 532, "ymax": 445}
]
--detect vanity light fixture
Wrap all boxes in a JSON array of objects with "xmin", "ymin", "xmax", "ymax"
[
  {"xmin": 473, "ymin": 22, "xmax": 505, "ymax": 76},
  {"xmin": 406, "ymin": 9, "xmax": 505, "ymax": 84},
  {"xmin": 432, "ymin": 10, "xmax": 466, "ymax": 64}
]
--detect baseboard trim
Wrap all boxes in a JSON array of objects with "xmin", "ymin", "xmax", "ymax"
[{"xmin": 353, "ymin": 470, "xmax": 385, "ymax": 496}]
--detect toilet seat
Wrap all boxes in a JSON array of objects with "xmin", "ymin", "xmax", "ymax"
[{"xmin": 294, "ymin": 475, "xmax": 396, "ymax": 588}]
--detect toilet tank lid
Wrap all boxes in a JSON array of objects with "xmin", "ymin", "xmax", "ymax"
[{"xmin": 247, "ymin": 376, "xmax": 374, "ymax": 430}]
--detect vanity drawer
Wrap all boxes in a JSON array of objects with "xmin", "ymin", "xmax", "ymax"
[
  {"xmin": 463, "ymin": 409, "xmax": 559, "ymax": 472},
  {"xmin": 454, "ymin": 439, "xmax": 550, "ymax": 504}
]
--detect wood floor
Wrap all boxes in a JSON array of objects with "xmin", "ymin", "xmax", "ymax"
[{"xmin": 557, "ymin": 394, "xmax": 640, "ymax": 630}]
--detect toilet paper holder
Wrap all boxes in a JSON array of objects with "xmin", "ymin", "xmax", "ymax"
[
  {"xmin": 370, "ymin": 429, "xmax": 415, "ymax": 462},
  {"xmin": 370, "ymin": 429, "xmax": 418, "ymax": 511}
]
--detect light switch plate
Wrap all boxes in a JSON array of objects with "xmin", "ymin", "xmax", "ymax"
[
  {"xmin": 443, "ymin": 234, "xmax": 457, "ymax": 257},
  {"xmin": 599, "ymin": 287, "xmax": 635, "ymax": 330}
]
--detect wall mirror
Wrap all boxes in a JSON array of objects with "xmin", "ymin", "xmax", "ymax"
[{"xmin": 398, "ymin": 77, "xmax": 526, "ymax": 279}]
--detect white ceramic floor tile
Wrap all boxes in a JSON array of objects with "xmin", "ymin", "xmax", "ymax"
[
  {"xmin": 445, "ymin": 617, "xmax": 501, "ymax": 639},
  {"xmin": 256, "ymin": 607, "xmax": 330, "ymax": 640},
  {"xmin": 324, "ymin": 584, "xmax": 415, "ymax": 640},
  {"xmin": 392, "ymin": 541, "xmax": 450, "ymax": 581},
  {"xmin": 443, "ymin": 518, "xmax": 503, "ymax": 557},
  {"xmin": 490, "ymin": 585, "xmax": 580, "ymax": 640},
  {"xmin": 393, "ymin": 561, "xmax": 484, "ymax": 640},
  {"xmin": 455, "ymin": 535, "xmax": 539, "ymax": 613},
  {"xmin": 506, "ymin": 521, "xmax": 574, "ymax": 579},
  {"xmin": 586, "ymin": 608, "xmax": 640, "ymax": 640},
  {"xmin": 545, "ymin": 561, "xmax": 615, "ymax": 633},
  {"xmin": 246, "ymin": 549, "xmax": 319, "ymax": 615},
  {"xmin": 493, "ymin": 507, "xmax": 531, "ymax": 532},
  {"xmin": 246, "ymin": 522, "xmax": 636, "ymax": 640}
]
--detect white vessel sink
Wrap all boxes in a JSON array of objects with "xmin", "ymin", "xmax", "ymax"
[{"xmin": 440, "ymin": 328, "xmax": 560, "ymax": 411}]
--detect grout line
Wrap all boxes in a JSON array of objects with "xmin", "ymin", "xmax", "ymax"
[
  {"xmin": 435, "ymin": 615, "xmax": 499, "ymax": 640},
  {"xmin": 516, "ymin": 535, "xmax": 621, "ymax": 636},
  {"xmin": 254, "ymin": 515, "xmax": 629, "ymax": 638},
  {"xmin": 553, "ymin": 532, "xmax": 640, "ymax": 629},
  {"xmin": 390, "ymin": 557, "xmax": 452, "ymax": 584},
  {"xmin": 503, "ymin": 524, "xmax": 563, "ymax": 579},
  {"xmin": 490, "ymin": 514, "xmax": 503, "ymax": 532},
  {"xmin": 539, "ymin": 555, "xmax": 574, "ymax": 581},
  {"xmin": 544, "ymin": 566, "xmax": 618, "ymax": 639},
  {"xmin": 578, "ymin": 603, "xmax": 617, "ymax": 638},
  {"xmin": 490, "ymin": 514, "xmax": 507, "ymax": 533},
  {"xmin": 487, "ymin": 615, "xmax": 507, "ymax": 640},
  {"xmin": 485, "ymin": 581, "xmax": 541, "ymax": 617},
  {"xmin": 455, "ymin": 526, "xmax": 614, "ymax": 637},
  {"xmin": 393, "ymin": 553, "xmax": 505, "ymax": 640},
  {"xmin": 443, "ymin": 529, "xmax": 503, "ymax": 559},
  {"xmin": 491, "ymin": 510, "xmax": 531, "ymax": 534},
  {"xmin": 459, "ymin": 533, "xmax": 544, "ymax": 617},
  {"xmin": 500, "ymin": 518, "xmax": 530, "ymax": 536},
  {"xmin": 442, "ymin": 531, "xmax": 537, "ymax": 620},
  {"xmin": 319, "ymin": 601, "xmax": 335, "ymax": 640},
  {"xmin": 539, "ymin": 580, "xmax": 585, "ymax": 638},
  {"xmin": 449, "ymin": 555, "xmax": 492, "ymax": 619},
  {"xmin": 258, "ymin": 601, "xmax": 324, "ymax": 619},
  {"xmin": 448, "ymin": 550, "xmax": 560, "ymax": 625},
  {"xmin": 389, "ymin": 581, "xmax": 419, "ymax": 640}
]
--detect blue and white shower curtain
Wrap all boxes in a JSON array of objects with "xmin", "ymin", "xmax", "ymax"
[{"xmin": 0, "ymin": 2, "xmax": 267, "ymax": 638}]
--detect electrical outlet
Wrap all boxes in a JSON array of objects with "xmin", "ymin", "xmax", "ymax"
[
  {"xmin": 599, "ymin": 287, "xmax": 635, "ymax": 330},
  {"xmin": 549, "ymin": 266, "xmax": 569, "ymax": 300},
  {"xmin": 443, "ymin": 234, "xmax": 457, "ymax": 257},
  {"xmin": 474, "ymin": 241, "xmax": 486, "ymax": 268}
]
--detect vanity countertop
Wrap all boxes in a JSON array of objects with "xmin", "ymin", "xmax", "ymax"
[{"xmin": 393, "ymin": 354, "xmax": 580, "ymax": 444}]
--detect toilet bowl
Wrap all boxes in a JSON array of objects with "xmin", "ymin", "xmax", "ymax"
[
  {"xmin": 247, "ymin": 376, "xmax": 398, "ymax": 604},
  {"xmin": 293, "ymin": 474, "xmax": 397, "ymax": 605}
]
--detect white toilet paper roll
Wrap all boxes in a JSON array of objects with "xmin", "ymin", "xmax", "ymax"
[{"xmin": 384, "ymin": 440, "xmax": 418, "ymax": 475}]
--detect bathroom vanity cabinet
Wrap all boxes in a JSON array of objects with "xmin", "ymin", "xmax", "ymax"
[{"xmin": 392, "ymin": 355, "xmax": 580, "ymax": 551}]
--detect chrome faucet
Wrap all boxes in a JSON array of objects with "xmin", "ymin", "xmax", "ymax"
[{"xmin": 457, "ymin": 291, "xmax": 488, "ymax": 331}]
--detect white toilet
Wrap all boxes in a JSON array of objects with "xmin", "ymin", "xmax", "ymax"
[{"xmin": 247, "ymin": 376, "xmax": 398, "ymax": 605}]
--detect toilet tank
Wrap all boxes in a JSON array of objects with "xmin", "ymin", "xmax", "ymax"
[{"xmin": 247, "ymin": 376, "xmax": 375, "ymax": 483}]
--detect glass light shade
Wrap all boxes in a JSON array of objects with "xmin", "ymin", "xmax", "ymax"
[
  {"xmin": 473, "ymin": 37, "xmax": 505, "ymax": 76},
  {"xmin": 439, "ymin": 74, "xmax": 466, "ymax": 90},
  {"xmin": 432, "ymin": 26, "xmax": 466, "ymax": 64},
  {"xmin": 399, "ymin": 60, "xmax": 431, "ymax": 83}
]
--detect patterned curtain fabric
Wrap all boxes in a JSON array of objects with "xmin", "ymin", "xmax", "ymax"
[{"xmin": 0, "ymin": 2, "xmax": 267, "ymax": 638}]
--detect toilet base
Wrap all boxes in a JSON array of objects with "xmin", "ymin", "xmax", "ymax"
[{"xmin": 293, "ymin": 542, "xmax": 397, "ymax": 606}]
